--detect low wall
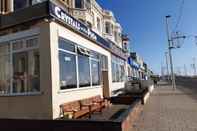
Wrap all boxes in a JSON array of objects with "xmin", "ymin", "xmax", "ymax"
[
  {"xmin": 0, "ymin": 100, "xmax": 142, "ymax": 131},
  {"xmin": 121, "ymin": 100, "xmax": 143, "ymax": 131}
]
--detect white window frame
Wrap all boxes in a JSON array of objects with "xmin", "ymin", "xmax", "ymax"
[
  {"xmin": 58, "ymin": 38, "xmax": 102, "ymax": 93},
  {"xmin": 111, "ymin": 55, "xmax": 126, "ymax": 83},
  {"xmin": 0, "ymin": 35, "xmax": 40, "ymax": 96}
]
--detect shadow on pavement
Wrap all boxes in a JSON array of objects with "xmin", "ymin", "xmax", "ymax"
[{"xmin": 175, "ymin": 77, "xmax": 197, "ymax": 101}]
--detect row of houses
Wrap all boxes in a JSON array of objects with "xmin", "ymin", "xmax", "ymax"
[{"xmin": 0, "ymin": 0, "xmax": 153, "ymax": 119}]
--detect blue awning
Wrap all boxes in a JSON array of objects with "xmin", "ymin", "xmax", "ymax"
[{"xmin": 128, "ymin": 58, "xmax": 140, "ymax": 69}]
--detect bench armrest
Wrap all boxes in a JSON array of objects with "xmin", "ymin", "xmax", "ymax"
[
  {"xmin": 81, "ymin": 103, "xmax": 93, "ymax": 106},
  {"xmin": 93, "ymin": 100, "xmax": 104, "ymax": 103}
]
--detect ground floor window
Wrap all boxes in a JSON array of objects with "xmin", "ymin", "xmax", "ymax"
[
  {"xmin": 78, "ymin": 55, "xmax": 91, "ymax": 87},
  {"xmin": 91, "ymin": 59, "xmax": 100, "ymax": 86},
  {"xmin": 58, "ymin": 38, "xmax": 104, "ymax": 90},
  {"xmin": 0, "ymin": 36, "xmax": 40, "ymax": 95},
  {"xmin": 0, "ymin": 44, "xmax": 11, "ymax": 94},
  {"xmin": 59, "ymin": 51, "xmax": 77, "ymax": 90},
  {"xmin": 112, "ymin": 55, "xmax": 126, "ymax": 82}
]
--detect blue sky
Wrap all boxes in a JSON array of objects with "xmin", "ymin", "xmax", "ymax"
[{"xmin": 98, "ymin": 0, "xmax": 197, "ymax": 75}]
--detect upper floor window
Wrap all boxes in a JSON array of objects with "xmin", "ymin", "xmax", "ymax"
[
  {"xmin": 75, "ymin": 0, "xmax": 84, "ymax": 9},
  {"xmin": 87, "ymin": 21, "xmax": 92, "ymax": 28},
  {"xmin": 97, "ymin": 17, "xmax": 101, "ymax": 31},
  {"xmin": 105, "ymin": 22, "xmax": 112, "ymax": 35},
  {"xmin": 14, "ymin": 0, "xmax": 46, "ymax": 11},
  {"xmin": 114, "ymin": 31, "xmax": 118, "ymax": 42},
  {"xmin": 85, "ymin": 0, "xmax": 91, "ymax": 9}
]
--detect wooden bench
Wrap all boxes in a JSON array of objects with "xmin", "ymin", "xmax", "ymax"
[
  {"xmin": 60, "ymin": 95, "xmax": 106, "ymax": 119},
  {"xmin": 60, "ymin": 100, "xmax": 91, "ymax": 119},
  {"xmin": 80, "ymin": 95, "xmax": 105, "ymax": 114}
]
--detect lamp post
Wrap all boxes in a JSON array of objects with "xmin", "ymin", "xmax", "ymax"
[
  {"xmin": 165, "ymin": 15, "xmax": 176, "ymax": 90},
  {"xmin": 165, "ymin": 51, "xmax": 170, "ymax": 81}
]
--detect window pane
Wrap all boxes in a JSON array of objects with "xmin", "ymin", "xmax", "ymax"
[
  {"xmin": 26, "ymin": 38, "xmax": 38, "ymax": 48},
  {"xmin": 28, "ymin": 51, "xmax": 40, "ymax": 92},
  {"xmin": 116, "ymin": 64, "xmax": 120, "ymax": 82},
  {"xmin": 0, "ymin": 44, "xmax": 10, "ymax": 55},
  {"xmin": 91, "ymin": 51, "xmax": 99, "ymax": 59},
  {"xmin": 13, "ymin": 52, "xmax": 28, "ymax": 93},
  {"xmin": 12, "ymin": 40, "xmax": 24, "ymax": 51},
  {"xmin": 120, "ymin": 65, "xmax": 125, "ymax": 82},
  {"xmin": 105, "ymin": 22, "xmax": 111, "ymax": 34},
  {"xmin": 75, "ymin": 0, "xmax": 84, "ymax": 8},
  {"xmin": 101, "ymin": 55, "xmax": 108, "ymax": 70},
  {"xmin": 59, "ymin": 39, "xmax": 75, "ymax": 52},
  {"xmin": 0, "ymin": 54, "xmax": 11, "ymax": 94},
  {"xmin": 78, "ymin": 55, "xmax": 91, "ymax": 87},
  {"xmin": 59, "ymin": 51, "xmax": 77, "ymax": 90},
  {"xmin": 97, "ymin": 18, "xmax": 101, "ymax": 31},
  {"xmin": 112, "ymin": 62, "xmax": 116, "ymax": 82},
  {"xmin": 31, "ymin": 0, "xmax": 46, "ymax": 5},
  {"xmin": 12, "ymin": 50, "xmax": 40, "ymax": 93},
  {"xmin": 91, "ymin": 60, "xmax": 100, "ymax": 86},
  {"xmin": 14, "ymin": 0, "xmax": 29, "ymax": 10}
]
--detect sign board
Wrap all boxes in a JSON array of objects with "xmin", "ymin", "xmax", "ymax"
[{"xmin": 49, "ymin": 2, "xmax": 111, "ymax": 49}]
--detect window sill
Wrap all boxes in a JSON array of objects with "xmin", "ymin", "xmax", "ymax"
[
  {"xmin": 58, "ymin": 85, "xmax": 102, "ymax": 94},
  {"xmin": 0, "ymin": 92, "xmax": 43, "ymax": 97},
  {"xmin": 112, "ymin": 82, "xmax": 125, "ymax": 84}
]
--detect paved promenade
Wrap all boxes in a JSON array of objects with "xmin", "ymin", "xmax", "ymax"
[{"xmin": 133, "ymin": 81, "xmax": 197, "ymax": 131}]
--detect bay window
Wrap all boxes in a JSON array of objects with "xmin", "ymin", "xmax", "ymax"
[
  {"xmin": 0, "ymin": 36, "xmax": 40, "ymax": 95},
  {"xmin": 58, "ymin": 38, "xmax": 103, "ymax": 91}
]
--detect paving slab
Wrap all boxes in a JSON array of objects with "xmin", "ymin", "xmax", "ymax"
[{"xmin": 132, "ymin": 81, "xmax": 197, "ymax": 131}]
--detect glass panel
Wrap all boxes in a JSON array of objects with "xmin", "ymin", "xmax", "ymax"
[
  {"xmin": 12, "ymin": 40, "xmax": 24, "ymax": 51},
  {"xmin": 26, "ymin": 38, "xmax": 38, "ymax": 48},
  {"xmin": 120, "ymin": 65, "xmax": 125, "ymax": 82},
  {"xmin": 0, "ymin": 47, "xmax": 11, "ymax": 94},
  {"xmin": 116, "ymin": 64, "xmax": 120, "ymax": 82},
  {"xmin": 97, "ymin": 18, "xmax": 101, "ymax": 31},
  {"xmin": 28, "ymin": 51, "xmax": 40, "ymax": 92},
  {"xmin": 75, "ymin": 0, "xmax": 84, "ymax": 8},
  {"xmin": 91, "ymin": 51, "xmax": 99, "ymax": 59},
  {"xmin": 78, "ymin": 55, "xmax": 91, "ymax": 87},
  {"xmin": 59, "ymin": 51, "xmax": 77, "ymax": 90},
  {"xmin": 91, "ymin": 60, "xmax": 100, "ymax": 86},
  {"xmin": 12, "ymin": 49, "xmax": 40, "ymax": 93},
  {"xmin": 13, "ymin": 52, "xmax": 28, "ymax": 93},
  {"xmin": 59, "ymin": 39, "xmax": 75, "ymax": 52},
  {"xmin": 112, "ymin": 62, "xmax": 116, "ymax": 82},
  {"xmin": 14, "ymin": 0, "xmax": 29, "ymax": 10},
  {"xmin": 105, "ymin": 22, "xmax": 111, "ymax": 34},
  {"xmin": 31, "ymin": 0, "xmax": 46, "ymax": 5},
  {"xmin": 112, "ymin": 55, "xmax": 126, "ymax": 82},
  {"xmin": 100, "ymin": 55, "xmax": 108, "ymax": 70}
]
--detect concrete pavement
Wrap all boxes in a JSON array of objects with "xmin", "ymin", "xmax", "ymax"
[{"xmin": 132, "ymin": 81, "xmax": 197, "ymax": 131}]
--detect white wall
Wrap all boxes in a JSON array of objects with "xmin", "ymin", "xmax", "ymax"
[{"xmin": 49, "ymin": 22, "xmax": 113, "ymax": 119}]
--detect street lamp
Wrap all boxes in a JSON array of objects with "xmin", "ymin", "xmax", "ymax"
[
  {"xmin": 165, "ymin": 51, "xmax": 170, "ymax": 81},
  {"xmin": 165, "ymin": 15, "xmax": 176, "ymax": 90}
]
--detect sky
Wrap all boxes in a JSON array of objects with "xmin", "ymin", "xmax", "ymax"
[{"xmin": 98, "ymin": 0, "xmax": 197, "ymax": 75}]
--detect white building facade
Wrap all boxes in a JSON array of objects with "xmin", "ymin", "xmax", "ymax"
[{"xmin": 0, "ymin": 0, "xmax": 128, "ymax": 119}]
